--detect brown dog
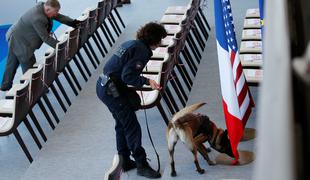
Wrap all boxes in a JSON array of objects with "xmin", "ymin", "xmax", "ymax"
[{"xmin": 166, "ymin": 102, "xmax": 234, "ymax": 176}]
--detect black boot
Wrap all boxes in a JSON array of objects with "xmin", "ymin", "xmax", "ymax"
[
  {"xmin": 122, "ymin": 158, "xmax": 136, "ymax": 172},
  {"xmin": 137, "ymin": 162, "xmax": 161, "ymax": 179}
]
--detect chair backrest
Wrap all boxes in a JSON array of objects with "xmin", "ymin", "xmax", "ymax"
[
  {"xmin": 43, "ymin": 50, "xmax": 57, "ymax": 87},
  {"xmin": 97, "ymin": 0, "xmax": 107, "ymax": 26},
  {"xmin": 160, "ymin": 40, "xmax": 177, "ymax": 89},
  {"xmin": 13, "ymin": 81, "xmax": 30, "ymax": 130},
  {"xmin": 55, "ymin": 35, "xmax": 69, "ymax": 73},
  {"xmin": 78, "ymin": 14, "xmax": 89, "ymax": 47},
  {"xmin": 111, "ymin": 0, "xmax": 118, "ymax": 9},
  {"xmin": 29, "ymin": 65, "xmax": 44, "ymax": 105},
  {"xmin": 66, "ymin": 27, "xmax": 80, "ymax": 59},
  {"xmin": 105, "ymin": 0, "xmax": 112, "ymax": 18},
  {"xmin": 87, "ymin": 8, "xmax": 98, "ymax": 35},
  {"xmin": 0, "ymin": 81, "xmax": 29, "ymax": 136}
]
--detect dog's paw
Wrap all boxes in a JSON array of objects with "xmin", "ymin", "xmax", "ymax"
[
  {"xmin": 197, "ymin": 168, "xmax": 205, "ymax": 174},
  {"xmin": 171, "ymin": 171, "xmax": 177, "ymax": 177},
  {"xmin": 207, "ymin": 160, "xmax": 216, "ymax": 166}
]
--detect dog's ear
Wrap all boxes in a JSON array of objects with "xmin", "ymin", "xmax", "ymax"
[{"xmin": 219, "ymin": 130, "xmax": 234, "ymax": 158}]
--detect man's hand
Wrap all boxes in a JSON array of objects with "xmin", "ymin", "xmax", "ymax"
[
  {"xmin": 69, "ymin": 19, "xmax": 82, "ymax": 28},
  {"xmin": 149, "ymin": 79, "xmax": 162, "ymax": 90}
]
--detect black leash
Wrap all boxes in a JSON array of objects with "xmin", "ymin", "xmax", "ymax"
[{"xmin": 140, "ymin": 91, "xmax": 161, "ymax": 173}]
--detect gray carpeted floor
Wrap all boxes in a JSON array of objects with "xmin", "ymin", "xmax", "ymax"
[{"xmin": 0, "ymin": 0, "xmax": 259, "ymax": 179}]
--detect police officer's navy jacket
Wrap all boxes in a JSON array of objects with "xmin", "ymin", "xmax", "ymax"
[{"xmin": 103, "ymin": 40, "xmax": 152, "ymax": 88}]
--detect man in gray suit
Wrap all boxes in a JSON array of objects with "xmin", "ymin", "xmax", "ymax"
[{"xmin": 0, "ymin": 0, "xmax": 80, "ymax": 91}]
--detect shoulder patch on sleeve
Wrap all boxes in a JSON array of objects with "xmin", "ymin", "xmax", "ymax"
[
  {"xmin": 115, "ymin": 46, "xmax": 127, "ymax": 58},
  {"xmin": 136, "ymin": 61, "xmax": 143, "ymax": 70}
]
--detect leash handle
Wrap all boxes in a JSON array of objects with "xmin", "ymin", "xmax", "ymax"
[{"xmin": 140, "ymin": 90, "xmax": 161, "ymax": 173}]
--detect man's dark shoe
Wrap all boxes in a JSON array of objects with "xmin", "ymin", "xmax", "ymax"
[
  {"xmin": 122, "ymin": 159, "xmax": 136, "ymax": 172},
  {"xmin": 137, "ymin": 163, "xmax": 161, "ymax": 179}
]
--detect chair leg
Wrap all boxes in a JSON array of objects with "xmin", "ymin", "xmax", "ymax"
[
  {"xmin": 66, "ymin": 64, "xmax": 82, "ymax": 91},
  {"xmin": 23, "ymin": 117, "xmax": 42, "ymax": 149},
  {"xmin": 110, "ymin": 12, "xmax": 122, "ymax": 34},
  {"xmin": 63, "ymin": 69, "xmax": 78, "ymax": 96},
  {"xmin": 191, "ymin": 24, "xmax": 205, "ymax": 49},
  {"xmin": 162, "ymin": 91, "xmax": 175, "ymax": 115},
  {"xmin": 76, "ymin": 53, "xmax": 92, "ymax": 77},
  {"xmin": 50, "ymin": 84, "xmax": 67, "ymax": 112},
  {"xmin": 72, "ymin": 57, "xmax": 88, "ymax": 81},
  {"xmin": 99, "ymin": 24, "xmax": 113, "ymax": 47},
  {"xmin": 37, "ymin": 99, "xmax": 55, "ymax": 130},
  {"xmin": 107, "ymin": 16, "xmax": 120, "ymax": 37},
  {"xmin": 55, "ymin": 78, "xmax": 72, "ymax": 106},
  {"xmin": 14, "ymin": 129, "xmax": 33, "ymax": 163},
  {"xmin": 165, "ymin": 87, "xmax": 180, "ymax": 112},
  {"xmin": 28, "ymin": 109, "xmax": 47, "ymax": 142},
  {"xmin": 91, "ymin": 35, "xmax": 106, "ymax": 58},
  {"xmin": 157, "ymin": 101, "xmax": 169, "ymax": 125},
  {"xmin": 94, "ymin": 31, "xmax": 108, "ymax": 54},
  {"xmin": 86, "ymin": 41, "xmax": 100, "ymax": 65},
  {"xmin": 169, "ymin": 78, "xmax": 186, "ymax": 107},
  {"xmin": 42, "ymin": 94, "xmax": 60, "ymax": 124},
  {"xmin": 198, "ymin": 7, "xmax": 211, "ymax": 31},
  {"xmin": 195, "ymin": 15, "xmax": 209, "ymax": 42},
  {"xmin": 176, "ymin": 59, "xmax": 193, "ymax": 90},
  {"xmin": 187, "ymin": 34, "xmax": 202, "ymax": 60},
  {"xmin": 181, "ymin": 50, "xmax": 197, "ymax": 77},
  {"xmin": 172, "ymin": 70, "xmax": 188, "ymax": 102},
  {"xmin": 103, "ymin": 21, "xmax": 116, "ymax": 44},
  {"xmin": 82, "ymin": 46, "xmax": 98, "ymax": 69},
  {"xmin": 114, "ymin": 8, "xmax": 125, "ymax": 28},
  {"xmin": 184, "ymin": 45, "xmax": 198, "ymax": 72}
]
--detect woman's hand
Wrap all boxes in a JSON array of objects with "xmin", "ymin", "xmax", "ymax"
[{"xmin": 149, "ymin": 79, "xmax": 162, "ymax": 90}]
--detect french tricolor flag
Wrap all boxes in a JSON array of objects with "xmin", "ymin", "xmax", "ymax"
[{"xmin": 214, "ymin": 0, "xmax": 255, "ymax": 163}]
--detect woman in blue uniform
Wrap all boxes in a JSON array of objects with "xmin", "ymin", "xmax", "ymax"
[{"xmin": 96, "ymin": 22, "xmax": 167, "ymax": 179}]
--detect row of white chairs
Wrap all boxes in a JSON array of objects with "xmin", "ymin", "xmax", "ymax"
[
  {"xmin": 240, "ymin": 8, "xmax": 263, "ymax": 86},
  {"xmin": 135, "ymin": 0, "xmax": 211, "ymax": 124},
  {"xmin": 0, "ymin": 0, "xmax": 126, "ymax": 162}
]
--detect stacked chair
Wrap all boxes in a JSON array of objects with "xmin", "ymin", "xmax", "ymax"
[
  {"xmin": 240, "ymin": 8, "xmax": 263, "ymax": 86},
  {"xmin": 0, "ymin": 0, "xmax": 126, "ymax": 162},
  {"xmin": 135, "ymin": 0, "xmax": 211, "ymax": 124}
]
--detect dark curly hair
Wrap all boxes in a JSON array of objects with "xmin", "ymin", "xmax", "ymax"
[{"xmin": 136, "ymin": 22, "xmax": 167, "ymax": 46}]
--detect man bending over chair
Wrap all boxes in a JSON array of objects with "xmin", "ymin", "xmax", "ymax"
[{"xmin": 0, "ymin": 0, "xmax": 80, "ymax": 91}]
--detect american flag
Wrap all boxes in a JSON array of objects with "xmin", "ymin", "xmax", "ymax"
[{"xmin": 214, "ymin": 0, "xmax": 255, "ymax": 163}]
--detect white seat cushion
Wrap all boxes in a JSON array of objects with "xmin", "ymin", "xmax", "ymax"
[
  {"xmin": 246, "ymin": 8, "xmax": 260, "ymax": 18},
  {"xmin": 165, "ymin": 6, "xmax": 188, "ymax": 15},
  {"xmin": 242, "ymin": 29, "xmax": 261, "ymax": 40},
  {"xmin": 143, "ymin": 60, "xmax": 164, "ymax": 72},
  {"xmin": 0, "ymin": 99, "xmax": 14, "ymax": 114},
  {"xmin": 160, "ymin": 15, "xmax": 184, "ymax": 24},
  {"xmin": 20, "ymin": 68, "xmax": 39, "ymax": 81},
  {"xmin": 0, "ymin": 116, "xmax": 14, "ymax": 133},
  {"xmin": 164, "ymin": 25, "xmax": 181, "ymax": 35},
  {"xmin": 240, "ymin": 41, "xmax": 262, "ymax": 53},
  {"xmin": 244, "ymin": 69, "xmax": 263, "ymax": 83},
  {"xmin": 6, "ymin": 84, "xmax": 25, "ymax": 98},
  {"xmin": 137, "ymin": 90, "xmax": 160, "ymax": 107},
  {"xmin": 244, "ymin": 18, "xmax": 261, "ymax": 29},
  {"xmin": 161, "ymin": 35, "xmax": 174, "ymax": 46},
  {"xmin": 142, "ymin": 74, "xmax": 161, "ymax": 85},
  {"xmin": 240, "ymin": 54, "xmax": 263, "ymax": 67},
  {"xmin": 152, "ymin": 47, "xmax": 168, "ymax": 59}
]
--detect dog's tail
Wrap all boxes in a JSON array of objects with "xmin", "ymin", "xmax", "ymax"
[{"xmin": 171, "ymin": 102, "xmax": 206, "ymax": 123}]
